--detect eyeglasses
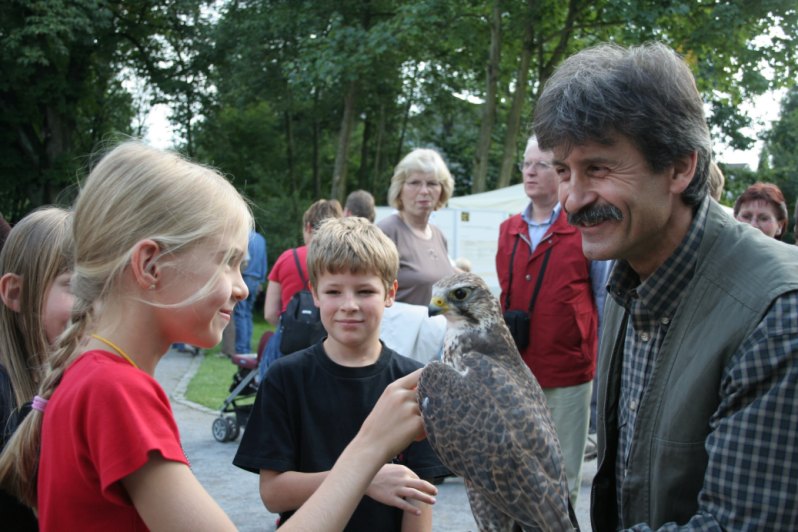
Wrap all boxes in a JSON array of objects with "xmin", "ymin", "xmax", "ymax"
[
  {"xmin": 405, "ymin": 179, "xmax": 442, "ymax": 190},
  {"xmin": 517, "ymin": 160, "xmax": 553, "ymax": 172}
]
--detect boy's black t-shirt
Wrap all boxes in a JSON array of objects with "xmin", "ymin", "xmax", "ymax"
[{"xmin": 233, "ymin": 341, "xmax": 449, "ymax": 531}]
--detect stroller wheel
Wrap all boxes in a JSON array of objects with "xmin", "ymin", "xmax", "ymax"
[
  {"xmin": 212, "ymin": 417, "xmax": 232, "ymax": 442},
  {"xmin": 226, "ymin": 416, "xmax": 240, "ymax": 441}
]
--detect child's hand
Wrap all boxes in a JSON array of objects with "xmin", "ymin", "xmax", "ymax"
[
  {"xmin": 366, "ymin": 463, "xmax": 437, "ymax": 513},
  {"xmin": 358, "ymin": 369, "xmax": 426, "ymax": 459}
]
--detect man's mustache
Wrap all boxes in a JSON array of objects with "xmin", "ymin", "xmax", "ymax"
[{"xmin": 567, "ymin": 204, "xmax": 623, "ymax": 226}]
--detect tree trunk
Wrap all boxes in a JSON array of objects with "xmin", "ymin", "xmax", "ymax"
[
  {"xmin": 42, "ymin": 105, "xmax": 71, "ymax": 204},
  {"xmin": 471, "ymin": 0, "xmax": 502, "ymax": 194},
  {"xmin": 497, "ymin": 1, "xmax": 536, "ymax": 189},
  {"xmin": 183, "ymin": 101, "xmax": 194, "ymax": 158},
  {"xmin": 357, "ymin": 114, "xmax": 373, "ymax": 190},
  {"xmin": 312, "ymin": 87, "xmax": 321, "ymax": 199},
  {"xmin": 396, "ymin": 63, "xmax": 419, "ymax": 163},
  {"xmin": 284, "ymin": 110, "xmax": 297, "ymax": 197},
  {"xmin": 331, "ymin": 81, "xmax": 358, "ymax": 202},
  {"xmin": 537, "ymin": 0, "xmax": 582, "ymax": 98},
  {"xmin": 372, "ymin": 103, "xmax": 385, "ymax": 195}
]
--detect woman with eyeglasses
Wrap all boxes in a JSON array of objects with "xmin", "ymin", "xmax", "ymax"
[
  {"xmin": 377, "ymin": 148, "xmax": 456, "ymax": 305},
  {"xmin": 733, "ymin": 182, "xmax": 789, "ymax": 240}
]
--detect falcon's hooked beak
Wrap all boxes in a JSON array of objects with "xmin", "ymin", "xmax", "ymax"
[{"xmin": 429, "ymin": 296, "xmax": 448, "ymax": 317}]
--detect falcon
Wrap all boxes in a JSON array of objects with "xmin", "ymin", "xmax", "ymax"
[{"xmin": 418, "ymin": 272, "xmax": 574, "ymax": 532}]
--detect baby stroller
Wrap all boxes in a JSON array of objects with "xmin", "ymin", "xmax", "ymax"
[{"xmin": 211, "ymin": 330, "xmax": 272, "ymax": 442}]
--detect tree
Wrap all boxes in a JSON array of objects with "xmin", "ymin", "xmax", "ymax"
[
  {"xmin": 0, "ymin": 0, "xmax": 217, "ymax": 220},
  {"xmin": 3, "ymin": 0, "xmax": 795, "ymax": 251},
  {"xmin": 760, "ymin": 87, "xmax": 798, "ymax": 241},
  {"xmin": 471, "ymin": 0, "xmax": 502, "ymax": 193}
]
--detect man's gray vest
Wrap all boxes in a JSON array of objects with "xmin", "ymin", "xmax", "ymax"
[{"xmin": 592, "ymin": 199, "xmax": 798, "ymax": 530}]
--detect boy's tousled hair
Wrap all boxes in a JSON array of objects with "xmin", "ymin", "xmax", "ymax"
[
  {"xmin": 0, "ymin": 141, "xmax": 252, "ymax": 508},
  {"xmin": 307, "ymin": 217, "xmax": 399, "ymax": 294},
  {"xmin": 0, "ymin": 207, "xmax": 73, "ymax": 409}
]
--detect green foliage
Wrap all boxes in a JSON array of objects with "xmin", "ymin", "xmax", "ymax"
[
  {"xmin": 2, "ymin": 0, "xmax": 797, "ymax": 248},
  {"xmin": 763, "ymin": 88, "xmax": 798, "ymax": 172},
  {"xmin": 0, "ymin": 0, "xmax": 217, "ymax": 220},
  {"xmin": 760, "ymin": 87, "xmax": 798, "ymax": 242}
]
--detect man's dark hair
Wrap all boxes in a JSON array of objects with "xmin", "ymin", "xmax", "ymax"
[{"xmin": 533, "ymin": 42, "xmax": 711, "ymax": 206}]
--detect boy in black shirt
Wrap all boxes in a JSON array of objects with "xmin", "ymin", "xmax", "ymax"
[{"xmin": 234, "ymin": 217, "xmax": 448, "ymax": 531}]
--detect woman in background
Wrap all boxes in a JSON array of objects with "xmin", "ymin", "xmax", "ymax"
[
  {"xmin": 734, "ymin": 182, "xmax": 788, "ymax": 240},
  {"xmin": 377, "ymin": 148, "xmax": 456, "ymax": 306}
]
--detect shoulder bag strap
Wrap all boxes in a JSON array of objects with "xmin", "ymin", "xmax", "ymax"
[
  {"xmin": 292, "ymin": 248, "xmax": 308, "ymax": 290},
  {"xmin": 504, "ymin": 234, "xmax": 521, "ymax": 309},
  {"xmin": 527, "ymin": 246, "xmax": 553, "ymax": 312}
]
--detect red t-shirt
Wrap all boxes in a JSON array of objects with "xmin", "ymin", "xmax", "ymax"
[
  {"xmin": 268, "ymin": 245, "xmax": 310, "ymax": 313},
  {"xmin": 38, "ymin": 350, "xmax": 188, "ymax": 531}
]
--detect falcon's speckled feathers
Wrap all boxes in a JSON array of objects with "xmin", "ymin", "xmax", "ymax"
[{"xmin": 418, "ymin": 272, "xmax": 573, "ymax": 532}]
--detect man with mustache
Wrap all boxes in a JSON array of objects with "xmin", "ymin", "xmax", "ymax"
[
  {"xmin": 534, "ymin": 42, "xmax": 798, "ymax": 529},
  {"xmin": 495, "ymin": 135, "xmax": 610, "ymax": 509}
]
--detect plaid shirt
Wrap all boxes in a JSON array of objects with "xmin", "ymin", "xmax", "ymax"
[{"xmin": 607, "ymin": 199, "xmax": 798, "ymax": 530}]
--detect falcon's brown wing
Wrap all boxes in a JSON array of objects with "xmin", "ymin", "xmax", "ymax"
[{"xmin": 418, "ymin": 352, "xmax": 572, "ymax": 531}]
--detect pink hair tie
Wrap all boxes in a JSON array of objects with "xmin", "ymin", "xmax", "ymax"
[{"xmin": 32, "ymin": 395, "xmax": 48, "ymax": 413}]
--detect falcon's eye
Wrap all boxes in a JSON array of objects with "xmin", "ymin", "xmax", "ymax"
[{"xmin": 451, "ymin": 287, "xmax": 470, "ymax": 300}]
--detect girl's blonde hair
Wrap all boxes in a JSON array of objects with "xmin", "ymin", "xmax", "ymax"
[
  {"xmin": 387, "ymin": 148, "xmax": 454, "ymax": 211},
  {"xmin": 0, "ymin": 208, "xmax": 73, "ymax": 409},
  {"xmin": 0, "ymin": 141, "xmax": 252, "ymax": 508}
]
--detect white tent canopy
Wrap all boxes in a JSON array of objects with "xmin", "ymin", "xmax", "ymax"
[{"xmin": 446, "ymin": 183, "xmax": 528, "ymax": 214}]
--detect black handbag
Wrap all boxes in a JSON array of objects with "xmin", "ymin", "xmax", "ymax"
[
  {"xmin": 279, "ymin": 249, "xmax": 326, "ymax": 354},
  {"xmin": 502, "ymin": 235, "xmax": 552, "ymax": 351}
]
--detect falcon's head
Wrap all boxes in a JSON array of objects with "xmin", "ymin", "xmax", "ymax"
[
  {"xmin": 429, "ymin": 272, "xmax": 503, "ymax": 331},
  {"xmin": 428, "ymin": 272, "xmax": 521, "ymax": 368}
]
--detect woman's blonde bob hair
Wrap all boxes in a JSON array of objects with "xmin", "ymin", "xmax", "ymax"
[{"xmin": 387, "ymin": 148, "xmax": 454, "ymax": 211}]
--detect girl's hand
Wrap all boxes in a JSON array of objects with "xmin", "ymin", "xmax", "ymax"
[{"xmin": 357, "ymin": 369, "xmax": 427, "ymax": 459}]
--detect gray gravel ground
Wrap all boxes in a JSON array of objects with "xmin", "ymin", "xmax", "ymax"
[{"xmin": 156, "ymin": 348, "xmax": 593, "ymax": 531}]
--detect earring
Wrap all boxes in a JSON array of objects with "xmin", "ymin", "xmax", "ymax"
[{"xmin": 149, "ymin": 283, "xmax": 156, "ymax": 290}]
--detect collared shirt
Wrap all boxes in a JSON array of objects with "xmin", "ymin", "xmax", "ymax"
[
  {"xmin": 607, "ymin": 198, "xmax": 798, "ymax": 529},
  {"xmin": 521, "ymin": 201, "xmax": 560, "ymax": 251}
]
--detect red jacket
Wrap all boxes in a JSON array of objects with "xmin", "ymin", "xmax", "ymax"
[{"xmin": 496, "ymin": 210, "xmax": 597, "ymax": 388}]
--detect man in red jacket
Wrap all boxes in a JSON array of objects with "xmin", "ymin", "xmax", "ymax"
[{"xmin": 496, "ymin": 136, "xmax": 610, "ymax": 507}]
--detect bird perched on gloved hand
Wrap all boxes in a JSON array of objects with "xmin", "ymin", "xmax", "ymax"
[{"xmin": 418, "ymin": 272, "xmax": 574, "ymax": 532}]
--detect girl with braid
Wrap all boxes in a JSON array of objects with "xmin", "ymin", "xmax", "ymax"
[
  {"xmin": 0, "ymin": 142, "xmax": 250, "ymax": 531},
  {"xmin": 0, "ymin": 207, "xmax": 73, "ymax": 530},
  {"xmin": 0, "ymin": 142, "xmax": 430, "ymax": 532}
]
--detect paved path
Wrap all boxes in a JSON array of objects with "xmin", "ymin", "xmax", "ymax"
[{"xmin": 156, "ymin": 349, "xmax": 593, "ymax": 530}]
